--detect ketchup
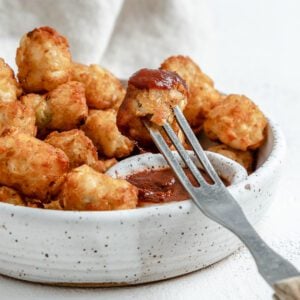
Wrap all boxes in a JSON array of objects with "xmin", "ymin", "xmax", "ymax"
[
  {"xmin": 128, "ymin": 68, "xmax": 187, "ymax": 90},
  {"xmin": 126, "ymin": 167, "xmax": 229, "ymax": 205}
]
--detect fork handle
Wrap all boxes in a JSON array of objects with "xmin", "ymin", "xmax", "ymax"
[
  {"xmin": 198, "ymin": 192, "xmax": 300, "ymax": 291},
  {"xmin": 273, "ymin": 276, "xmax": 300, "ymax": 300},
  {"xmin": 228, "ymin": 216, "xmax": 299, "ymax": 287},
  {"xmin": 225, "ymin": 210, "xmax": 300, "ymax": 299}
]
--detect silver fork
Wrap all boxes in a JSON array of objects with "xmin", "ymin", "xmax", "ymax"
[{"xmin": 144, "ymin": 106, "xmax": 300, "ymax": 299}]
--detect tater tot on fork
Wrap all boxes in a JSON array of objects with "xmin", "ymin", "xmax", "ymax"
[{"xmin": 117, "ymin": 68, "xmax": 188, "ymax": 149}]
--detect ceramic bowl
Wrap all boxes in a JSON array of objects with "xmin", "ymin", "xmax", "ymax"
[{"xmin": 0, "ymin": 120, "xmax": 285, "ymax": 286}]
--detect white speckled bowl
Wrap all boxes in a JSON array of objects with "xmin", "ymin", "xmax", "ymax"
[{"xmin": 0, "ymin": 121, "xmax": 285, "ymax": 286}]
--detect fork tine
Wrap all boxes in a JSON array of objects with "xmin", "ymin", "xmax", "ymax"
[
  {"xmin": 144, "ymin": 120, "xmax": 195, "ymax": 196},
  {"xmin": 162, "ymin": 122, "xmax": 208, "ymax": 186},
  {"xmin": 173, "ymin": 106, "xmax": 223, "ymax": 184}
]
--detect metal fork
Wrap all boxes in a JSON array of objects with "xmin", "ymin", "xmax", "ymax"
[{"xmin": 144, "ymin": 106, "xmax": 300, "ymax": 299}]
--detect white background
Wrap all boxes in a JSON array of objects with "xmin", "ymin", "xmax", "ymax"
[{"xmin": 0, "ymin": 0, "xmax": 300, "ymax": 299}]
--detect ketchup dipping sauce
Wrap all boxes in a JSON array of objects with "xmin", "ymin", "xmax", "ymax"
[{"xmin": 126, "ymin": 167, "xmax": 229, "ymax": 206}]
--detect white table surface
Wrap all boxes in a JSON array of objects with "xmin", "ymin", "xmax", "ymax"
[{"xmin": 1, "ymin": 1, "xmax": 300, "ymax": 299}]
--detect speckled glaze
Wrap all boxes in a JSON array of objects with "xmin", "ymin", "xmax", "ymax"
[{"xmin": 0, "ymin": 121, "xmax": 285, "ymax": 286}]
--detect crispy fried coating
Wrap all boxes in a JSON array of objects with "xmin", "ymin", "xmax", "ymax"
[
  {"xmin": 20, "ymin": 93, "xmax": 51, "ymax": 129},
  {"xmin": 204, "ymin": 94, "xmax": 267, "ymax": 150},
  {"xmin": 25, "ymin": 197, "xmax": 44, "ymax": 208},
  {"xmin": 208, "ymin": 144, "xmax": 254, "ymax": 173},
  {"xmin": 86, "ymin": 158, "xmax": 118, "ymax": 173},
  {"xmin": 161, "ymin": 55, "xmax": 221, "ymax": 132},
  {"xmin": 0, "ymin": 129, "xmax": 69, "ymax": 200},
  {"xmin": 44, "ymin": 199, "xmax": 62, "ymax": 210},
  {"xmin": 0, "ymin": 186, "xmax": 25, "ymax": 206},
  {"xmin": 82, "ymin": 109, "xmax": 134, "ymax": 158},
  {"xmin": 70, "ymin": 63, "xmax": 125, "ymax": 110},
  {"xmin": 99, "ymin": 157, "xmax": 117, "ymax": 172},
  {"xmin": 117, "ymin": 69, "xmax": 188, "ymax": 147},
  {"xmin": 70, "ymin": 62, "xmax": 89, "ymax": 80},
  {"xmin": 0, "ymin": 102, "xmax": 36, "ymax": 136},
  {"xmin": 16, "ymin": 26, "xmax": 71, "ymax": 92},
  {"xmin": 45, "ymin": 129, "xmax": 105, "ymax": 170},
  {"xmin": 46, "ymin": 81, "xmax": 88, "ymax": 131},
  {"xmin": 21, "ymin": 82, "xmax": 88, "ymax": 132},
  {"xmin": 0, "ymin": 58, "xmax": 22, "ymax": 103},
  {"xmin": 58, "ymin": 165, "xmax": 138, "ymax": 211}
]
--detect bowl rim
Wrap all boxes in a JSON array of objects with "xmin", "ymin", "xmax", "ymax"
[{"xmin": 0, "ymin": 118, "xmax": 285, "ymax": 221}]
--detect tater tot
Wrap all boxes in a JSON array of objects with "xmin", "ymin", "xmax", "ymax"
[
  {"xmin": 208, "ymin": 144, "xmax": 254, "ymax": 173},
  {"xmin": 46, "ymin": 81, "xmax": 88, "ymax": 131},
  {"xmin": 58, "ymin": 165, "xmax": 138, "ymax": 211},
  {"xmin": 204, "ymin": 94, "xmax": 267, "ymax": 150},
  {"xmin": 24, "ymin": 197, "xmax": 44, "ymax": 208},
  {"xmin": 45, "ymin": 129, "xmax": 102, "ymax": 169},
  {"xmin": 161, "ymin": 55, "xmax": 221, "ymax": 132},
  {"xmin": 82, "ymin": 109, "xmax": 134, "ymax": 158},
  {"xmin": 117, "ymin": 68, "xmax": 188, "ymax": 148},
  {"xmin": 87, "ymin": 158, "xmax": 118, "ymax": 173},
  {"xmin": 0, "ymin": 129, "xmax": 69, "ymax": 200},
  {"xmin": 70, "ymin": 62, "xmax": 89, "ymax": 81},
  {"xmin": 98, "ymin": 158, "xmax": 117, "ymax": 172},
  {"xmin": 0, "ymin": 102, "xmax": 36, "ymax": 136},
  {"xmin": 21, "ymin": 81, "xmax": 88, "ymax": 132},
  {"xmin": 16, "ymin": 26, "xmax": 71, "ymax": 92},
  {"xmin": 20, "ymin": 93, "xmax": 51, "ymax": 129},
  {"xmin": 70, "ymin": 63, "xmax": 125, "ymax": 110},
  {"xmin": 0, "ymin": 186, "xmax": 25, "ymax": 206},
  {"xmin": 44, "ymin": 200, "xmax": 62, "ymax": 210},
  {"xmin": 0, "ymin": 58, "xmax": 22, "ymax": 103}
]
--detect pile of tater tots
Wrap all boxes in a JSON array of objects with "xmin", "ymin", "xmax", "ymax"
[{"xmin": 0, "ymin": 26, "xmax": 267, "ymax": 211}]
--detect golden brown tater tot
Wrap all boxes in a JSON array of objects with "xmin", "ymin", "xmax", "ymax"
[
  {"xmin": 20, "ymin": 93, "xmax": 51, "ymax": 130},
  {"xmin": 82, "ymin": 110, "xmax": 134, "ymax": 158},
  {"xmin": 0, "ymin": 58, "xmax": 22, "ymax": 103},
  {"xmin": 46, "ymin": 81, "xmax": 88, "ymax": 131},
  {"xmin": 45, "ymin": 129, "xmax": 102, "ymax": 170},
  {"xmin": 208, "ymin": 144, "xmax": 254, "ymax": 173},
  {"xmin": 117, "ymin": 68, "xmax": 188, "ymax": 148},
  {"xmin": 0, "ymin": 101, "xmax": 36, "ymax": 136},
  {"xmin": 16, "ymin": 26, "xmax": 71, "ymax": 92},
  {"xmin": 0, "ymin": 129, "xmax": 69, "ymax": 201},
  {"xmin": 161, "ymin": 55, "xmax": 221, "ymax": 132},
  {"xmin": 0, "ymin": 186, "xmax": 25, "ymax": 206},
  {"xmin": 204, "ymin": 94, "xmax": 267, "ymax": 150},
  {"xmin": 71, "ymin": 63, "xmax": 125, "ymax": 110},
  {"xmin": 58, "ymin": 165, "xmax": 138, "ymax": 211}
]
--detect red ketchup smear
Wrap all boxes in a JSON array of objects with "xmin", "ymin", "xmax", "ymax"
[
  {"xmin": 126, "ymin": 167, "xmax": 229, "ymax": 206},
  {"xmin": 129, "ymin": 68, "xmax": 187, "ymax": 90}
]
